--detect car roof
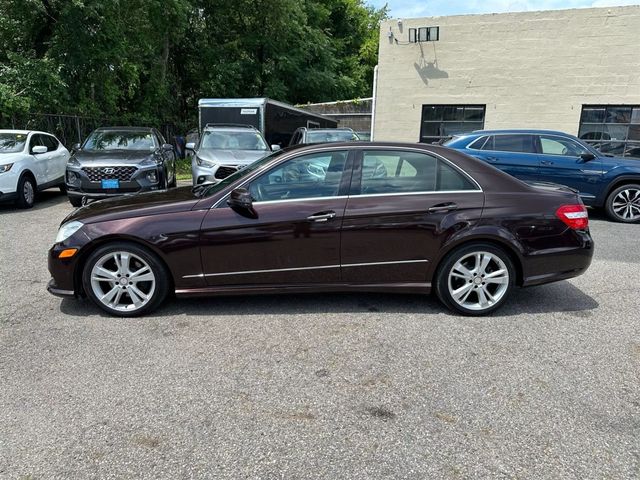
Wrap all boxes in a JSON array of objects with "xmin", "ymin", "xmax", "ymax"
[
  {"xmin": 471, "ymin": 129, "xmax": 574, "ymax": 136},
  {"xmin": 203, "ymin": 124, "xmax": 259, "ymax": 131},
  {"xmin": 94, "ymin": 126, "xmax": 155, "ymax": 133},
  {"xmin": 0, "ymin": 129, "xmax": 51, "ymax": 135}
]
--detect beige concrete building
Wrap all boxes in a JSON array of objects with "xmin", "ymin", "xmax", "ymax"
[{"xmin": 372, "ymin": 5, "xmax": 640, "ymax": 154}]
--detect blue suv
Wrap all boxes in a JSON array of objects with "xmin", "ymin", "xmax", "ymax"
[{"xmin": 445, "ymin": 130, "xmax": 640, "ymax": 223}]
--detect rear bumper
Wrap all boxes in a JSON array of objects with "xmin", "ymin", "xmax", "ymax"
[{"xmin": 521, "ymin": 230, "xmax": 594, "ymax": 287}]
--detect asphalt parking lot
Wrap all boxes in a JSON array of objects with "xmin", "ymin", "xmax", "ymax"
[{"xmin": 1, "ymin": 189, "xmax": 639, "ymax": 479}]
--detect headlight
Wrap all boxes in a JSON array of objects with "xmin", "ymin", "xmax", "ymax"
[
  {"xmin": 67, "ymin": 157, "xmax": 80, "ymax": 167},
  {"xmin": 55, "ymin": 221, "xmax": 83, "ymax": 243},
  {"xmin": 140, "ymin": 156, "xmax": 160, "ymax": 166},
  {"xmin": 196, "ymin": 156, "xmax": 215, "ymax": 168},
  {"xmin": 0, "ymin": 163, "xmax": 13, "ymax": 173}
]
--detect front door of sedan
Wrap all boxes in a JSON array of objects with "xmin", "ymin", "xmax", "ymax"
[
  {"xmin": 199, "ymin": 149, "xmax": 352, "ymax": 286},
  {"xmin": 340, "ymin": 149, "xmax": 484, "ymax": 284},
  {"xmin": 536, "ymin": 134, "xmax": 604, "ymax": 203}
]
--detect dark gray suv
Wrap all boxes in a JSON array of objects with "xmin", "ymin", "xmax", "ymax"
[{"xmin": 65, "ymin": 127, "xmax": 177, "ymax": 207}]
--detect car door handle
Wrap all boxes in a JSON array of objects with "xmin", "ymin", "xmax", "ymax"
[
  {"xmin": 307, "ymin": 211, "xmax": 336, "ymax": 222},
  {"xmin": 541, "ymin": 160, "xmax": 554, "ymax": 166},
  {"xmin": 486, "ymin": 156, "xmax": 500, "ymax": 162},
  {"xmin": 428, "ymin": 202, "xmax": 458, "ymax": 213}
]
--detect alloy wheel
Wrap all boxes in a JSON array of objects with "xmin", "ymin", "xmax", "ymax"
[
  {"xmin": 612, "ymin": 188, "xmax": 640, "ymax": 221},
  {"xmin": 23, "ymin": 180, "xmax": 34, "ymax": 205},
  {"xmin": 90, "ymin": 251, "xmax": 156, "ymax": 313},
  {"xmin": 447, "ymin": 251, "xmax": 510, "ymax": 311}
]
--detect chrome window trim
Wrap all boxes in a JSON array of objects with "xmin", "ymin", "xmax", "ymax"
[
  {"xmin": 254, "ymin": 195, "xmax": 349, "ymax": 206},
  {"xmin": 356, "ymin": 145, "xmax": 483, "ymax": 192},
  {"xmin": 182, "ymin": 259, "xmax": 429, "ymax": 279},
  {"xmin": 354, "ymin": 190, "xmax": 481, "ymax": 199}
]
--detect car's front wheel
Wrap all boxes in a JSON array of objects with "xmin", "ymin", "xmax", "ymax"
[
  {"xmin": 435, "ymin": 243, "xmax": 515, "ymax": 316},
  {"xmin": 82, "ymin": 242, "xmax": 169, "ymax": 317},
  {"xmin": 15, "ymin": 175, "xmax": 36, "ymax": 209},
  {"xmin": 605, "ymin": 184, "xmax": 640, "ymax": 223}
]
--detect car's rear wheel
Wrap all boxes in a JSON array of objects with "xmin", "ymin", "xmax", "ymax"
[
  {"xmin": 69, "ymin": 196, "xmax": 83, "ymax": 208},
  {"xmin": 15, "ymin": 175, "xmax": 36, "ymax": 209},
  {"xmin": 605, "ymin": 184, "xmax": 640, "ymax": 223},
  {"xmin": 82, "ymin": 243, "xmax": 169, "ymax": 317},
  {"xmin": 436, "ymin": 243, "xmax": 515, "ymax": 316}
]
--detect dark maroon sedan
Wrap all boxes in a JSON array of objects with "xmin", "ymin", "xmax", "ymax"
[{"xmin": 48, "ymin": 142, "xmax": 593, "ymax": 317}]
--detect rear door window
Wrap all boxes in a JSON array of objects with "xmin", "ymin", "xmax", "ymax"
[
  {"xmin": 357, "ymin": 150, "xmax": 476, "ymax": 195},
  {"xmin": 491, "ymin": 135, "xmax": 536, "ymax": 153}
]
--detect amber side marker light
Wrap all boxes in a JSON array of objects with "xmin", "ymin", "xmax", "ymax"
[{"xmin": 58, "ymin": 248, "xmax": 78, "ymax": 258}]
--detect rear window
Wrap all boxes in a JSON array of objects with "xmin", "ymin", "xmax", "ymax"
[{"xmin": 468, "ymin": 136, "xmax": 490, "ymax": 150}]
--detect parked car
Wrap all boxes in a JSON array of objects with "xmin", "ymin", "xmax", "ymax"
[
  {"xmin": 0, "ymin": 130, "xmax": 69, "ymax": 208},
  {"xmin": 444, "ymin": 129, "xmax": 640, "ymax": 223},
  {"xmin": 188, "ymin": 124, "xmax": 275, "ymax": 185},
  {"xmin": 288, "ymin": 127, "xmax": 360, "ymax": 146},
  {"xmin": 65, "ymin": 127, "xmax": 177, "ymax": 208},
  {"xmin": 48, "ymin": 142, "xmax": 593, "ymax": 317}
]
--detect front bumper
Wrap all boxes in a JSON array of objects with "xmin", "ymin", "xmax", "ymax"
[
  {"xmin": 191, "ymin": 160, "xmax": 240, "ymax": 185},
  {"xmin": 0, "ymin": 168, "xmax": 19, "ymax": 202},
  {"xmin": 66, "ymin": 164, "xmax": 162, "ymax": 199},
  {"xmin": 47, "ymin": 243, "xmax": 81, "ymax": 297}
]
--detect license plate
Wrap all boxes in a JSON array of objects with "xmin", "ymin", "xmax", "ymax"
[{"xmin": 101, "ymin": 179, "xmax": 119, "ymax": 189}]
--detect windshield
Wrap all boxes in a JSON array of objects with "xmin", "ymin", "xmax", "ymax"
[
  {"xmin": 83, "ymin": 131, "xmax": 156, "ymax": 151},
  {"xmin": 200, "ymin": 130, "xmax": 268, "ymax": 151},
  {"xmin": 306, "ymin": 130, "xmax": 359, "ymax": 143},
  {"xmin": 200, "ymin": 149, "xmax": 288, "ymax": 198},
  {"xmin": 0, "ymin": 133, "xmax": 28, "ymax": 153}
]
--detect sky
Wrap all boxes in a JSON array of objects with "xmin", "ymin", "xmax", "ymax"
[{"xmin": 369, "ymin": 0, "xmax": 639, "ymax": 18}]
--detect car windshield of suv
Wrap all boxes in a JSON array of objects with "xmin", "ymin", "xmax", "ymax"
[
  {"xmin": 200, "ymin": 130, "xmax": 268, "ymax": 151},
  {"xmin": 0, "ymin": 133, "xmax": 28, "ymax": 153},
  {"xmin": 83, "ymin": 131, "xmax": 155, "ymax": 151},
  {"xmin": 306, "ymin": 130, "xmax": 358, "ymax": 143}
]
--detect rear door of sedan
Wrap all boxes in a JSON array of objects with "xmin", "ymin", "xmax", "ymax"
[{"xmin": 340, "ymin": 148, "xmax": 485, "ymax": 284}]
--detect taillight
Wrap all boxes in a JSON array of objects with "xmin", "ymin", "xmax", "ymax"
[{"xmin": 556, "ymin": 204, "xmax": 589, "ymax": 230}]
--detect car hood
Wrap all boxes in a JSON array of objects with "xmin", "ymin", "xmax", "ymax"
[
  {"xmin": 196, "ymin": 148, "xmax": 269, "ymax": 165},
  {"xmin": 0, "ymin": 152, "xmax": 23, "ymax": 165},
  {"xmin": 73, "ymin": 150, "xmax": 156, "ymax": 166},
  {"xmin": 600, "ymin": 155, "xmax": 640, "ymax": 169},
  {"xmin": 62, "ymin": 186, "xmax": 201, "ymax": 225}
]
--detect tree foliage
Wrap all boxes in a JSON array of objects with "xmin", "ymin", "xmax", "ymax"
[{"xmin": 0, "ymin": 0, "xmax": 387, "ymax": 129}]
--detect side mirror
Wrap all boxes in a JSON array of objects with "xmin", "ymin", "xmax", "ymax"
[
  {"xmin": 227, "ymin": 187, "xmax": 257, "ymax": 218},
  {"xmin": 162, "ymin": 143, "xmax": 174, "ymax": 151},
  {"xmin": 580, "ymin": 152, "xmax": 596, "ymax": 162},
  {"xmin": 32, "ymin": 145, "xmax": 48, "ymax": 154},
  {"xmin": 186, "ymin": 142, "xmax": 196, "ymax": 151},
  {"xmin": 72, "ymin": 143, "xmax": 81, "ymax": 152},
  {"xmin": 271, "ymin": 144, "xmax": 281, "ymax": 151}
]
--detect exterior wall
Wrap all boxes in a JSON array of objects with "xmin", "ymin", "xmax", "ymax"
[
  {"xmin": 373, "ymin": 6, "xmax": 640, "ymax": 142},
  {"xmin": 299, "ymin": 98, "xmax": 372, "ymax": 133}
]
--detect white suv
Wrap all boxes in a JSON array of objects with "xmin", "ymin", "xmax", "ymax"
[{"xmin": 0, "ymin": 130, "xmax": 69, "ymax": 208}]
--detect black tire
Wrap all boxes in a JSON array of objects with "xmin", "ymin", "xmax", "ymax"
[
  {"xmin": 435, "ymin": 242, "xmax": 515, "ymax": 316},
  {"xmin": 15, "ymin": 174, "xmax": 36, "ymax": 209},
  {"xmin": 605, "ymin": 183, "xmax": 640, "ymax": 223},
  {"xmin": 168, "ymin": 162, "xmax": 177, "ymax": 188},
  {"xmin": 59, "ymin": 184, "xmax": 67, "ymax": 194},
  {"xmin": 82, "ymin": 242, "xmax": 170, "ymax": 317},
  {"xmin": 69, "ymin": 196, "xmax": 83, "ymax": 208}
]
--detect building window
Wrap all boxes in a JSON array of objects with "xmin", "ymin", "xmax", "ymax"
[
  {"xmin": 579, "ymin": 105, "xmax": 640, "ymax": 159},
  {"xmin": 420, "ymin": 105, "xmax": 486, "ymax": 144}
]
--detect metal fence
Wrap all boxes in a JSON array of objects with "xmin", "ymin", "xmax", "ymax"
[{"xmin": 4, "ymin": 113, "xmax": 178, "ymax": 149}]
